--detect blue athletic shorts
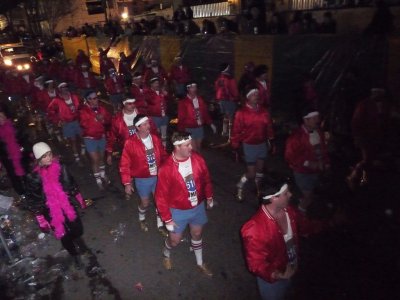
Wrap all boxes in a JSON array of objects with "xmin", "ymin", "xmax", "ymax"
[
  {"xmin": 219, "ymin": 100, "xmax": 237, "ymax": 117},
  {"xmin": 84, "ymin": 137, "xmax": 106, "ymax": 153},
  {"xmin": 294, "ymin": 172, "xmax": 319, "ymax": 192},
  {"xmin": 62, "ymin": 120, "xmax": 81, "ymax": 138},
  {"xmin": 243, "ymin": 142, "xmax": 267, "ymax": 165},
  {"xmin": 151, "ymin": 116, "xmax": 169, "ymax": 129},
  {"xmin": 170, "ymin": 201, "xmax": 208, "ymax": 234},
  {"xmin": 185, "ymin": 127, "xmax": 204, "ymax": 139},
  {"xmin": 134, "ymin": 176, "xmax": 157, "ymax": 199},
  {"xmin": 174, "ymin": 83, "xmax": 186, "ymax": 98}
]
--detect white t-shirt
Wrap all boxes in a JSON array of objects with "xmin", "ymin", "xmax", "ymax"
[
  {"xmin": 192, "ymin": 97, "xmax": 202, "ymax": 126},
  {"xmin": 178, "ymin": 157, "xmax": 198, "ymax": 206},
  {"xmin": 141, "ymin": 135, "xmax": 157, "ymax": 175},
  {"xmin": 124, "ymin": 111, "xmax": 137, "ymax": 136},
  {"xmin": 309, "ymin": 130, "xmax": 321, "ymax": 146}
]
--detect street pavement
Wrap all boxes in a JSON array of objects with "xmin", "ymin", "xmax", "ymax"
[{"xmin": 1, "ymin": 121, "xmax": 399, "ymax": 299}]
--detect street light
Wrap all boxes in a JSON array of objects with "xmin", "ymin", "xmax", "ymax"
[{"xmin": 121, "ymin": 12, "xmax": 128, "ymax": 20}]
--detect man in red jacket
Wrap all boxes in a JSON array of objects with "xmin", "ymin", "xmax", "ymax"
[
  {"xmin": 63, "ymin": 59, "xmax": 78, "ymax": 89},
  {"xmin": 214, "ymin": 63, "xmax": 239, "ymax": 136},
  {"xmin": 177, "ymin": 82, "xmax": 216, "ymax": 151},
  {"xmin": 285, "ymin": 109, "xmax": 330, "ymax": 212},
  {"xmin": 231, "ymin": 88, "xmax": 275, "ymax": 202},
  {"xmin": 254, "ymin": 65, "xmax": 271, "ymax": 109},
  {"xmin": 145, "ymin": 77, "xmax": 169, "ymax": 146},
  {"xmin": 241, "ymin": 180, "xmax": 325, "ymax": 300},
  {"xmin": 119, "ymin": 114, "xmax": 168, "ymax": 234},
  {"xmin": 99, "ymin": 52, "xmax": 115, "ymax": 78},
  {"xmin": 348, "ymin": 88, "xmax": 393, "ymax": 189},
  {"xmin": 155, "ymin": 132, "xmax": 214, "ymax": 276},
  {"xmin": 143, "ymin": 58, "xmax": 167, "ymax": 87},
  {"xmin": 118, "ymin": 51, "xmax": 137, "ymax": 86},
  {"xmin": 47, "ymin": 82, "xmax": 83, "ymax": 163},
  {"xmin": 129, "ymin": 72, "xmax": 147, "ymax": 113},
  {"xmin": 168, "ymin": 56, "xmax": 191, "ymax": 99},
  {"xmin": 74, "ymin": 63, "xmax": 99, "ymax": 99},
  {"xmin": 79, "ymin": 90, "xmax": 112, "ymax": 190},
  {"xmin": 104, "ymin": 68, "xmax": 125, "ymax": 112},
  {"xmin": 106, "ymin": 98, "xmax": 157, "ymax": 165},
  {"xmin": 75, "ymin": 49, "xmax": 92, "ymax": 69}
]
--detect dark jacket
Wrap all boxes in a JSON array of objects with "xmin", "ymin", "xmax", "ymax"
[{"xmin": 24, "ymin": 161, "xmax": 79, "ymax": 220}]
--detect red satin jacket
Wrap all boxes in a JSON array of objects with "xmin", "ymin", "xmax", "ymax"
[
  {"xmin": 74, "ymin": 71, "xmax": 98, "ymax": 89},
  {"xmin": 47, "ymin": 94, "xmax": 81, "ymax": 124},
  {"xmin": 169, "ymin": 65, "xmax": 191, "ymax": 84},
  {"xmin": 78, "ymin": 104, "xmax": 111, "ymax": 139},
  {"xmin": 129, "ymin": 84, "xmax": 147, "ymax": 113},
  {"xmin": 62, "ymin": 66, "xmax": 78, "ymax": 84},
  {"xmin": 177, "ymin": 95, "xmax": 212, "ymax": 131},
  {"xmin": 285, "ymin": 126, "xmax": 329, "ymax": 174},
  {"xmin": 145, "ymin": 89, "xmax": 168, "ymax": 117},
  {"xmin": 106, "ymin": 110, "xmax": 158, "ymax": 153},
  {"xmin": 231, "ymin": 104, "xmax": 274, "ymax": 149},
  {"xmin": 104, "ymin": 76, "xmax": 125, "ymax": 95},
  {"xmin": 119, "ymin": 133, "xmax": 167, "ymax": 184},
  {"xmin": 155, "ymin": 152, "xmax": 213, "ymax": 223},
  {"xmin": 214, "ymin": 73, "xmax": 239, "ymax": 102},
  {"xmin": 32, "ymin": 88, "xmax": 53, "ymax": 113},
  {"xmin": 241, "ymin": 205, "xmax": 324, "ymax": 283},
  {"xmin": 256, "ymin": 79, "xmax": 271, "ymax": 108},
  {"xmin": 143, "ymin": 66, "xmax": 167, "ymax": 86}
]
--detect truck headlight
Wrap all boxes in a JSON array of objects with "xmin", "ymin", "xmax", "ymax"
[
  {"xmin": 24, "ymin": 64, "xmax": 30, "ymax": 70},
  {"xmin": 17, "ymin": 65, "xmax": 23, "ymax": 70},
  {"xmin": 4, "ymin": 59, "xmax": 12, "ymax": 66}
]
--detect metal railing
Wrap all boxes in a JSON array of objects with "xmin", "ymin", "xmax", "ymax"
[{"xmin": 191, "ymin": 2, "xmax": 231, "ymax": 18}]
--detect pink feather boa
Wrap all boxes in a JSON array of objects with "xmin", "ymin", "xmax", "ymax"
[
  {"xmin": 37, "ymin": 159, "xmax": 77, "ymax": 239},
  {"xmin": 0, "ymin": 120, "xmax": 25, "ymax": 176}
]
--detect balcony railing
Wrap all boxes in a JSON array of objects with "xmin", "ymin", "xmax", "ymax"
[
  {"xmin": 191, "ymin": 2, "xmax": 231, "ymax": 18},
  {"xmin": 289, "ymin": 0, "xmax": 325, "ymax": 10}
]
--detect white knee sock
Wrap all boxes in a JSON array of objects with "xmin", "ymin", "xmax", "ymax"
[
  {"xmin": 191, "ymin": 239, "xmax": 203, "ymax": 266},
  {"xmin": 163, "ymin": 239, "xmax": 171, "ymax": 258},
  {"xmin": 138, "ymin": 206, "xmax": 147, "ymax": 221},
  {"xmin": 237, "ymin": 175, "xmax": 248, "ymax": 189},
  {"xmin": 99, "ymin": 165, "xmax": 106, "ymax": 178},
  {"xmin": 156, "ymin": 209, "xmax": 163, "ymax": 228}
]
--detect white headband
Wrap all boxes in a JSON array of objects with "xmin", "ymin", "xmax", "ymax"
[
  {"xmin": 186, "ymin": 83, "xmax": 197, "ymax": 88},
  {"xmin": 123, "ymin": 98, "xmax": 136, "ymax": 105},
  {"xmin": 263, "ymin": 184, "xmax": 288, "ymax": 200},
  {"xmin": 246, "ymin": 89, "xmax": 258, "ymax": 99},
  {"xmin": 133, "ymin": 75, "xmax": 142, "ymax": 80},
  {"xmin": 303, "ymin": 111, "xmax": 319, "ymax": 119},
  {"xmin": 173, "ymin": 135, "xmax": 192, "ymax": 146},
  {"xmin": 135, "ymin": 116, "xmax": 149, "ymax": 127}
]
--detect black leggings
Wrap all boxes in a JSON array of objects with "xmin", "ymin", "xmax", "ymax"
[
  {"xmin": 60, "ymin": 217, "xmax": 84, "ymax": 256},
  {"xmin": 0, "ymin": 156, "xmax": 25, "ymax": 195}
]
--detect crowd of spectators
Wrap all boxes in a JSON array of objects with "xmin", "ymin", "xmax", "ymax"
[
  {"xmin": 62, "ymin": 0, "xmax": 399, "ymax": 38},
  {"xmin": 64, "ymin": 9, "xmax": 338, "ymax": 38}
]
